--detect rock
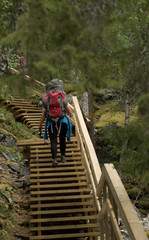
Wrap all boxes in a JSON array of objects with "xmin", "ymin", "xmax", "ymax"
[
  {"xmin": 0, "ymin": 46, "xmax": 9, "ymax": 77},
  {"xmin": 67, "ymin": 92, "xmax": 89, "ymax": 117},
  {"xmin": 22, "ymin": 167, "xmax": 30, "ymax": 176},
  {"xmin": 15, "ymin": 191, "xmax": 23, "ymax": 196},
  {"xmin": 10, "ymin": 156, "xmax": 18, "ymax": 163},
  {"xmin": 20, "ymin": 220, "xmax": 30, "ymax": 227},
  {"xmin": 78, "ymin": 92, "xmax": 88, "ymax": 117},
  {"xmin": 16, "ymin": 180, "xmax": 25, "ymax": 188},
  {"xmin": 11, "ymin": 174, "xmax": 17, "ymax": 178},
  {"xmin": 0, "ymin": 190, "xmax": 13, "ymax": 209},
  {"xmin": 1, "ymin": 135, "xmax": 16, "ymax": 147},
  {"xmin": 0, "ymin": 151, "xmax": 11, "ymax": 161},
  {"xmin": 95, "ymin": 88, "xmax": 119, "ymax": 105},
  {"xmin": 14, "ymin": 233, "xmax": 29, "ymax": 240},
  {"xmin": 37, "ymin": 100, "xmax": 43, "ymax": 108},
  {"xmin": 67, "ymin": 94, "xmax": 73, "ymax": 105},
  {"xmin": 9, "ymin": 164, "xmax": 20, "ymax": 173},
  {"xmin": 8, "ymin": 168, "xmax": 16, "ymax": 174},
  {"xmin": 0, "ymin": 131, "xmax": 5, "ymax": 141}
]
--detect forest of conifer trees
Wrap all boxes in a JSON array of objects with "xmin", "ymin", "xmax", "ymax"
[{"xmin": 0, "ymin": 0, "xmax": 149, "ymax": 209}]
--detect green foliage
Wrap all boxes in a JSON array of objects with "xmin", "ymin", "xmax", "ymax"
[
  {"xmin": 0, "ymin": 200, "xmax": 13, "ymax": 240},
  {"xmin": 0, "ymin": 85, "xmax": 14, "ymax": 102},
  {"xmin": 102, "ymin": 119, "xmax": 149, "ymax": 185},
  {"xmin": 0, "ymin": 73, "xmax": 34, "ymax": 98},
  {"xmin": 138, "ymin": 93, "xmax": 149, "ymax": 115},
  {"xmin": 0, "ymin": 144, "xmax": 22, "ymax": 163},
  {"xmin": 0, "ymin": 0, "xmax": 149, "ymax": 190},
  {"xmin": 8, "ymin": 52, "xmax": 21, "ymax": 69},
  {"xmin": 0, "ymin": 0, "xmax": 24, "ymax": 39}
]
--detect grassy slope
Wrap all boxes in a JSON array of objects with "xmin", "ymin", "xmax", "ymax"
[
  {"xmin": 94, "ymin": 100, "xmax": 138, "ymax": 129},
  {"xmin": 0, "ymin": 103, "xmax": 37, "ymax": 240}
]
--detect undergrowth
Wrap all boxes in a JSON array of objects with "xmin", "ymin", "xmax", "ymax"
[{"xmin": 0, "ymin": 105, "xmax": 35, "ymax": 140}]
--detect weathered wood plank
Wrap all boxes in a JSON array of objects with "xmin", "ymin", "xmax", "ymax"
[
  {"xmin": 30, "ymin": 176, "xmax": 87, "ymax": 183},
  {"xmin": 30, "ymin": 214, "xmax": 98, "ymax": 223},
  {"xmin": 30, "ymin": 201, "xmax": 93, "ymax": 209},
  {"xmin": 30, "ymin": 207, "xmax": 96, "ymax": 215},
  {"xmin": 72, "ymin": 96, "xmax": 101, "ymax": 186},
  {"xmin": 30, "ymin": 194, "xmax": 93, "ymax": 202},
  {"xmin": 30, "ymin": 223, "xmax": 99, "ymax": 231},
  {"xmin": 102, "ymin": 164, "xmax": 148, "ymax": 240},
  {"xmin": 30, "ymin": 232, "xmax": 100, "ymax": 240}
]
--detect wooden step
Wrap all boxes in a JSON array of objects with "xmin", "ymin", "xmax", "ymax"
[
  {"xmin": 30, "ymin": 171, "xmax": 86, "ymax": 178},
  {"xmin": 30, "ymin": 157, "xmax": 82, "ymax": 164},
  {"xmin": 16, "ymin": 109, "xmax": 42, "ymax": 113},
  {"xmin": 30, "ymin": 201, "xmax": 93, "ymax": 209},
  {"xmin": 30, "ymin": 152, "xmax": 81, "ymax": 158},
  {"xmin": 17, "ymin": 137, "xmax": 78, "ymax": 147},
  {"xmin": 30, "ymin": 214, "xmax": 98, "ymax": 224},
  {"xmin": 30, "ymin": 161, "xmax": 82, "ymax": 167},
  {"xmin": 30, "ymin": 182, "xmax": 88, "ymax": 189},
  {"xmin": 30, "ymin": 207, "xmax": 96, "ymax": 216},
  {"xmin": 30, "ymin": 187, "xmax": 90, "ymax": 194},
  {"xmin": 30, "ymin": 147, "xmax": 80, "ymax": 154},
  {"xmin": 30, "ymin": 176, "xmax": 88, "ymax": 183},
  {"xmin": 30, "ymin": 232, "xmax": 100, "ymax": 240},
  {"xmin": 30, "ymin": 194, "xmax": 93, "ymax": 202},
  {"xmin": 30, "ymin": 166, "xmax": 85, "ymax": 173},
  {"xmin": 30, "ymin": 223, "xmax": 99, "ymax": 231},
  {"xmin": 11, "ymin": 105, "xmax": 40, "ymax": 110}
]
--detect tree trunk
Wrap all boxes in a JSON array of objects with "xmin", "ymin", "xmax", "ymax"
[
  {"xmin": 125, "ymin": 89, "xmax": 130, "ymax": 126},
  {"xmin": 0, "ymin": 47, "xmax": 10, "ymax": 77},
  {"xmin": 88, "ymin": 86, "xmax": 95, "ymax": 145},
  {"xmin": 119, "ymin": 89, "xmax": 130, "ymax": 163}
]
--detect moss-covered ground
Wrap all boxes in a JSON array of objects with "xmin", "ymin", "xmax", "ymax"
[{"xmin": 94, "ymin": 100, "xmax": 138, "ymax": 129}]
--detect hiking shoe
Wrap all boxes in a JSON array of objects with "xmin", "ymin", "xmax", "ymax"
[
  {"xmin": 52, "ymin": 159, "xmax": 57, "ymax": 167},
  {"xmin": 61, "ymin": 156, "xmax": 66, "ymax": 163}
]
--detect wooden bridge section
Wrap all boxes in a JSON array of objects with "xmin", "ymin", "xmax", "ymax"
[{"xmin": 4, "ymin": 68, "xmax": 147, "ymax": 240}]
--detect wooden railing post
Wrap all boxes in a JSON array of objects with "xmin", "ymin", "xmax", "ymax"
[{"xmin": 97, "ymin": 164, "xmax": 148, "ymax": 240}]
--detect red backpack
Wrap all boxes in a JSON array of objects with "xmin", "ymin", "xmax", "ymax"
[{"xmin": 45, "ymin": 91, "xmax": 66, "ymax": 122}]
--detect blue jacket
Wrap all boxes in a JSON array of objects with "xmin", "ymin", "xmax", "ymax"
[{"xmin": 44, "ymin": 115, "xmax": 72, "ymax": 141}]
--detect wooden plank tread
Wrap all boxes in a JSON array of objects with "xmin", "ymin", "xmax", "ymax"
[
  {"xmin": 30, "ymin": 214, "xmax": 98, "ymax": 223},
  {"xmin": 30, "ymin": 188, "xmax": 91, "ymax": 195},
  {"xmin": 30, "ymin": 201, "xmax": 93, "ymax": 209},
  {"xmin": 30, "ymin": 166, "xmax": 84, "ymax": 172},
  {"xmin": 30, "ymin": 194, "xmax": 93, "ymax": 202},
  {"xmin": 30, "ymin": 176, "xmax": 87, "ymax": 183},
  {"xmin": 30, "ymin": 171, "xmax": 86, "ymax": 177},
  {"xmin": 30, "ymin": 232, "xmax": 100, "ymax": 239},
  {"xmin": 30, "ymin": 182, "xmax": 87, "ymax": 189},
  {"xmin": 30, "ymin": 207, "xmax": 96, "ymax": 215},
  {"xmin": 30, "ymin": 223, "xmax": 99, "ymax": 231}
]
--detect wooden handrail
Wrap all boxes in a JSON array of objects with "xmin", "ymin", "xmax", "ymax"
[
  {"xmin": 8, "ymin": 67, "xmax": 75, "ymax": 114},
  {"xmin": 72, "ymin": 96, "xmax": 147, "ymax": 240},
  {"xmin": 97, "ymin": 164, "xmax": 148, "ymax": 240},
  {"xmin": 8, "ymin": 67, "xmax": 45, "ymax": 94},
  {"xmin": 72, "ymin": 96, "xmax": 101, "ymax": 186},
  {"xmin": 72, "ymin": 111, "xmax": 101, "ymax": 213}
]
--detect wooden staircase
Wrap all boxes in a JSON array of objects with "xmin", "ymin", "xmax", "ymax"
[
  {"xmin": 3, "ymin": 87, "xmax": 147, "ymax": 239},
  {"xmin": 29, "ymin": 139, "xmax": 100, "ymax": 240},
  {"xmin": 6, "ymin": 97, "xmax": 100, "ymax": 239},
  {"xmin": 6, "ymin": 98, "xmax": 44, "ymax": 131}
]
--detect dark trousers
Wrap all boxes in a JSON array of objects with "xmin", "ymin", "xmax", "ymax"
[{"xmin": 48, "ymin": 121, "xmax": 67, "ymax": 159}]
